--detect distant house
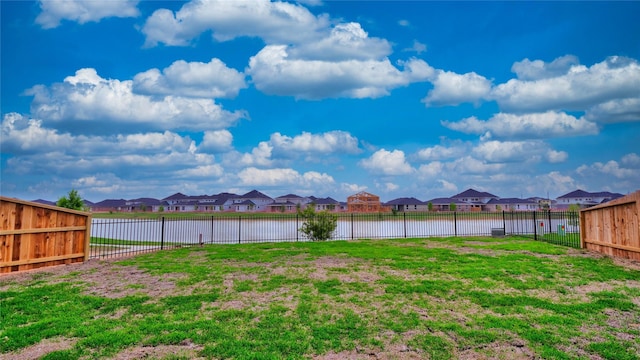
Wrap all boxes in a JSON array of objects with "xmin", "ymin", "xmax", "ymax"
[
  {"xmin": 556, "ymin": 189, "xmax": 624, "ymax": 209},
  {"xmin": 267, "ymin": 194, "xmax": 311, "ymax": 212},
  {"xmin": 424, "ymin": 197, "xmax": 463, "ymax": 212},
  {"xmin": 385, "ymin": 197, "xmax": 428, "ymax": 212},
  {"xmin": 91, "ymin": 199, "xmax": 127, "ymax": 212},
  {"xmin": 311, "ymin": 197, "xmax": 343, "ymax": 212},
  {"xmin": 347, "ymin": 191, "xmax": 387, "ymax": 213},
  {"xmin": 125, "ymin": 198, "xmax": 162, "ymax": 212},
  {"xmin": 451, "ymin": 189, "xmax": 498, "ymax": 212},
  {"xmin": 233, "ymin": 200, "xmax": 257, "ymax": 212},
  {"xmin": 485, "ymin": 198, "xmax": 538, "ymax": 212},
  {"xmin": 231, "ymin": 190, "xmax": 273, "ymax": 212}
]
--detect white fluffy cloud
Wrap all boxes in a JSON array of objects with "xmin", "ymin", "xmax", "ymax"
[
  {"xmin": 1, "ymin": 113, "xmax": 74, "ymax": 153},
  {"xmin": 492, "ymin": 56, "xmax": 640, "ymax": 112},
  {"xmin": 473, "ymin": 140, "xmax": 567, "ymax": 164},
  {"xmin": 511, "ymin": 55, "xmax": 579, "ymax": 81},
  {"xmin": 287, "ymin": 22, "xmax": 392, "ymax": 61},
  {"xmin": 237, "ymin": 167, "xmax": 334, "ymax": 187},
  {"xmin": 142, "ymin": 0, "xmax": 328, "ymax": 47},
  {"xmin": 423, "ymin": 70, "xmax": 492, "ymax": 106},
  {"xmin": 27, "ymin": 68, "xmax": 245, "ymax": 132},
  {"xmin": 200, "ymin": 130, "xmax": 234, "ymax": 153},
  {"xmin": 442, "ymin": 111, "xmax": 599, "ymax": 139},
  {"xmin": 36, "ymin": 0, "xmax": 139, "ymax": 29},
  {"xmin": 359, "ymin": 149, "xmax": 414, "ymax": 175},
  {"xmin": 133, "ymin": 58, "xmax": 247, "ymax": 99},
  {"xmin": 447, "ymin": 156, "xmax": 504, "ymax": 174},
  {"xmin": 403, "ymin": 40, "xmax": 427, "ymax": 54},
  {"xmin": 270, "ymin": 131, "xmax": 360, "ymax": 155},
  {"xmin": 584, "ymin": 97, "xmax": 640, "ymax": 124},
  {"xmin": 577, "ymin": 160, "xmax": 638, "ymax": 180},
  {"xmin": 1, "ymin": 112, "xmax": 220, "ymax": 181},
  {"xmin": 179, "ymin": 164, "xmax": 225, "ymax": 178},
  {"xmin": 341, "ymin": 183, "xmax": 367, "ymax": 193},
  {"xmin": 415, "ymin": 143, "xmax": 467, "ymax": 161},
  {"xmin": 622, "ymin": 153, "xmax": 640, "ymax": 167},
  {"xmin": 247, "ymin": 45, "xmax": 432, "ymax": 99},
  {"xmin": 417, "ymin": 162, "xmax": 444, "ymax": 179}
]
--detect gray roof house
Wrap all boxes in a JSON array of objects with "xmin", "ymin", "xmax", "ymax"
[
  {"xmin": 556, "ymin": 190, "xmax": 624, "ymax": 208},
  {"xmin": 232, "ymin": 190, "xmax": 273, "ymax": 211},
  {"xmin": 385, "ymin": 197, "xmax": 428, "ymax": 212},
  {"xmin": 485, "ymin": 198, "xmax": 538, "ymax": 212},
  {"xmin": 311, "ymin": 197, "xmax": 343, "ymax": 211}
]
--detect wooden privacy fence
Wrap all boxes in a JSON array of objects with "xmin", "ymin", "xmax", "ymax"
[
  {"xmin": 580, "ymin": 190, "xmax": 640, "ymax": 261},
  {"xmin": 0, "ymin": 197, "xmax": 92, "ymax": 274}
]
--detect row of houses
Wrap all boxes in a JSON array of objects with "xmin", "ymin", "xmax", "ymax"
[{"xmin": 34, "ymin": 188, "xmax": 625, "ymax": 214}]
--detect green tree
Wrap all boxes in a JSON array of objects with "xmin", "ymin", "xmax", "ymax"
[
  {"xmin": 56, "ymin": 189, "xmax": 86, "ymax": 211},
  {"xmin": 568, "ymin": 204, "xmax": 581, "ymax": 213},
  {"xmin": 496, "ymin": 205, "xmax": 502, "ymax": 212},
  {"xmin": 428, "ymin": 202, "xmax": 433, "ymax": 212},
  {"xmin": 449, "ymin": 202, "xmax": 457, "ymax": 211},
  {"xmin": 298, "ymin": 205, "xmax": 338, "ymax": 241}
]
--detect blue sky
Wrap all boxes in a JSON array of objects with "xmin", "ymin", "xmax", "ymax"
[{"xmin": 2, "ymin": 0, "xmax": 639, "ymax": 203}]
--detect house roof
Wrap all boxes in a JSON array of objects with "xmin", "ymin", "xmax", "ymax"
[
  {"xmin": 93, "ymin": 199, "xmax": 127, "ymax": 207},
  {"xmin": 241, "ymin": 190, "xmax": 273, "ymax": 199},
  {"xmin": 277, "ymin": 194, "xmax": 303, "ymax": 199},
  {"xmin": 557, "ymin": 189, "xmax": 591, "ymax": 199},
  {"xmin": 385, "ymin": 197, "xmax": 425, "ymax": 206},
  {"xmin": 163, "ymin": 192, "xmax": 188, "ymax": 201},
  {"xmin": 235, "ymin": 200, "xmax": 256, "ymax": 206},
  {"xmin": 452, "ymin": 188, "xmax": 498, "ymax": 199},
  {"xmin": 314, "ymin": 197, "xmax": 340, "ymax": 205},
  {"xmin": 557, "ymin": 189, "xmax": 624, "ymax": 200},
  {"xmin": 425, "ymin": 197, "xmax": 456, "ymax": 205}
]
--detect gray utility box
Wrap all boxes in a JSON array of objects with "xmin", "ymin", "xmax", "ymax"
[{"xmin": 491, "ymin": 228, "xmax": 505, "ymax": 237}]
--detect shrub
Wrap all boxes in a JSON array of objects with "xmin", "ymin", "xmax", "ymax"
[
  {"xmin": 298, "ymin": 205, "xmax": 338, "ymax": 241},
  {"xmin": 56, "ymin": 189, "xmax": 86, "ymax": 211}
]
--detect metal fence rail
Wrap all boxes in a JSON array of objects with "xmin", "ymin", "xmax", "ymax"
[{"xmin": 89, "ymin": 211, "xmax": 581, "ymax": 259}]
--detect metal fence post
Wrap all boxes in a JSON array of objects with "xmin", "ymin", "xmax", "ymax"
[
  {"xmin": 403, "ymin": 212, "xmax": 407, "ymax": 238},
  {"xmin": 160, "ymin": 216, "xmax": 165, "ymax": 250},
  {"xmin": 296, "ymin": 213, "xmax": 299, "ymax": 242},
  {"xmin": 533, "ymin": 211, "xmax": 537, "ymax": 240},
  {"xmin": 454, "ymin": 211, "xmax": 457, "ymax": 237},
  {"xmin": 238, "ymin": 216, "xmax": 241, "ymax": 244},
  {"xmin": 502, "ymin": 211, "xmax": 506, "ymax": 235},
  {"xmin": 210, "ymin": 216, "xmax": 214, "ymax": 244},
  {"xmin": 351, "ymin": 213, "xmax": 354, "ymax": 240}
]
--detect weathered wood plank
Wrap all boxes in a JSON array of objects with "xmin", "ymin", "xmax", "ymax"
[
  {"xmin": 0, "ymin": 252, "xmax": 86, "ymax": 267},
  {"xmin": 0, "ymin": 226, "xmax": 88, "ymax": 236}
]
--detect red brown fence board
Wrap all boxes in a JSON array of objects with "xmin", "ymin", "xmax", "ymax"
[
  {"xmin": 580, "ymin": 190, "xmax": 640, "ymax": 260},
  {"xmin": 0, "ymin": 196, "xmax": 92, "ymax": 274}
]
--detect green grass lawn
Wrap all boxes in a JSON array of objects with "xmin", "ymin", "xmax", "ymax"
[{"xmin": 1, "ymin": 236, "xmax": 639, "ymax": 359}]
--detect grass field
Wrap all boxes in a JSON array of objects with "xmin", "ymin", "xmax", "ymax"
[{"xmin": 1, "ymin": 236, "xmax": 639, "ymax": 359}]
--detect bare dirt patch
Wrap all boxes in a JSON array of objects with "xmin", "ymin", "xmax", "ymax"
[
  {"xmin": 2, "ymin": 337, "xmax": 77, "ymax": 360},
  {"xmin": 456, "ymin": 341, "xmax": 536, "ymax": 360},
  {"xmin": 0, "ymin": 258, "xmax": 187, "ymax": 299},
  {"xmin": 110, "ymin": 339, "xmax": 205, "ymax": 360}
]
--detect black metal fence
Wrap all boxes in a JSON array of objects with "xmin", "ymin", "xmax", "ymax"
[{"xmin": 89, "ymin": 211, "xmax": 581, "ymax": 259}]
